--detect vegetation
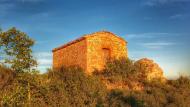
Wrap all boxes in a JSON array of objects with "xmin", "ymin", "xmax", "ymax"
[
  {"xmin": 0, "ymin": 27, "xmax": 190, "ymax": 107},
  {"xmin": 93, "ymin": 58, "xmax": 140, "ymax": 84},
  {"xmin": 0, "ymin": 66, "xmax": 107, "ymax": 107},
  {"xmin": 0, "ymin": 27, "xmax": 37, "ymax": 72},
  {"xmin": 0, "ymin": 64, "xmax": 190, "ymax": 107}
]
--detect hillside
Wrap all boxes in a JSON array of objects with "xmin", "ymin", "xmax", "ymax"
[{"xmin": 0, "ymin": 58, "xmax": 190, "ymax": 107}]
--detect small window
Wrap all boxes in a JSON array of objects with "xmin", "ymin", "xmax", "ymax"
[{"xmin": 102, "ymin": 48, "xmax": 111, "ymax": 62}]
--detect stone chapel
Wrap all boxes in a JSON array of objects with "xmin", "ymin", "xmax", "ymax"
[{"xmin": 52, "ymin": 31, "xmax": 128, "ymax": 74}]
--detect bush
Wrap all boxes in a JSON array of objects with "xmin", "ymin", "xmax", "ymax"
[
  {"xmin": 93, "ymin": 58, "xmax": 139, "ymax": 83},
  {"xmin": 0, "ymin": 64, "xmax": 190, "ymax": 107},
  {"xmin": 107, "ymin": 89, "xmax": 146, "ymax": 107},
  {"xmin": 0, "ymin": 65, "xmax": 15, "ymax": 89},
  {"xmin": 48, "ymin": 66, "xmax": 107, "ymax": 107},
  {"xmin": 169, "ymin": 76, "xmax": 190, "ymax": 88}
]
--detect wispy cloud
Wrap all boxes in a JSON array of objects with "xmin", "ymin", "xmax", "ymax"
[
  {"xmin": 33, "ymin": 52, "xmax": 52, "ymax": 72},
  {"xmin": 143, "ymin": 0, "xmax": 190, "ymax": 6},
  {"xmin": 126, "ymin": 32, "xmax": 189, "ymax": 40},
  {"xmin": 1, "ymin": 51, "xmax": 52, "ymax": 72},
  {"xmin": 0, "ymin": 0, "xmax": 45, "ymax": 3},
  {"xmin": 0, "ymin": 59, "xmax": 4, "ymax": 63},
  {"xmin": 169, "ymin": 14, "xmax": 189, "ymax": 20},
  {"xmin": 33, "ymin": 52, "xmax": 52, "ymax": 65},
  {"xmin": 0, "ymin": 0, "xmax": 46, "ymax": 18},
  {"xmin": 0, "ymin": 2, "xmax": 15, "ymax": 16},
  {"xmin": 127, "ymin": 32, "xmax": 173, "ymax": 39},
  {"xmin": 140, "ymin": 42, "xmax": 175, "ymax": 49},
  {"xmin": 36, "ymin": 40, "xmax": 50, "ymax": 44},
  {"xmin": 0, "ymin": 0, "xmax": 44, "ymax": 15},
  {"xmin": 17, "ymin": 0, "xmax": 44, "ymax": 2},
  {"xmin": 33, "ymin": 52, "xmax": 52, "ymax": 58},
  {"xmin": 143, "ymin": 17, "xmax": 153, "ymax": 20},
  {"xmin": 37, "ymin": 65, "xmax": 51, "ymax": 70},
  {"xmin": 37, "ymin": 59, "xmax": 52, "ymax": 65}
]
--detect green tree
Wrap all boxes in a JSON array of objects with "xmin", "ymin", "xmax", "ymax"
[{"xmin": 0, "ymin": 27, "xmax": 37, "ymax": 72}]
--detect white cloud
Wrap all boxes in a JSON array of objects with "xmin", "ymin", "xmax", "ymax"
[
  {"xmin": 37, "ymin": 59, "xmax": 52, "ymax": 65},
  {"xmin": 143, "ymin": 17, "xmax": 153, "ymax": 20},
  {"xmin": 33, "ymin": 52, "xmax": 52, "ymax": 72},
  {"xmin": 36, "ymin": 58, "xmax": 52, "ymax": 72},
  {"xmin": 0, "ymin": 0, "xmax": 46, "ymax": 18},
  {"xmin": 127, "ymin": 32, "xmax": 171, "ymax": 39},
  {"xmin": 0, "ymin": 0, "xmax": 45, "ymax": 3},
  {"xmin": 15, "ymin": 0, "xmax": 45, "ymax": 3},
  {"xmin": 170, "ymin": 14, "xmax": 183, "ymax": 19},
  {"xmin": 36, "ymin": 41, "xmax": 49, "ymax": 44},
  {"xmin": 24, "ymin": 0, "xmax": 44, "ymax": 1},
  {"xmin": 126, "ymin": 32, "xmax": 186, "ymax": 40},
  {"xmin": 140, "ymin": 42, "xmax": 175, "ymax": 49},
  {"xmin": 33, "ymin": 52, "xmax": 52, "ymax": 58},
  {"xmin": 33, "ymin": 12, "xmax": 50, "ymax": 18},
  {"xmin": 0, "ymin": 3, "xmax": 15, "ymax": 16},
  {"xmin": 169, "ymin": 14, "xmax": 189, "ymax": 20},
  {"xmin": 37, "ymin": 65, "xmax": 51, "ymax": 73},
  {"xmin": 143, "ymin": 0, "xmax": 190, "ymax": 6},
  {"xmin": 0, "ymin": 59, "xmax": 4, "ymax": 63},
  {"xmin": 1, "ymin": 51, "xmax": 52, "ymax": 72},
  {"xmin": 143, "ymin": 1, "xmax": 156, "ymax": 6}
]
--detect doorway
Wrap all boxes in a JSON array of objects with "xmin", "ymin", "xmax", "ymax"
[{"xmin": 102, "ymin": 48, "xmax": 111, "ymax": 62}]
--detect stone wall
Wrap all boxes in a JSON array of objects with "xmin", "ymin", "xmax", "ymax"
[
  {"xmin": 52, "ymin": 31, "xmax": 128, "ymax": 74},
  {"xmin": 53, "ymin": 39, "xmax": 87, "ymax": 71},
  {"xmin": 86, "ymin": 32, "xmax": 128, "ymax": 74}
]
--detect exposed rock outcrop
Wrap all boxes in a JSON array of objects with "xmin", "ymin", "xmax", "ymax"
[{"xmin": 134, "ymin": 58, "xmax": 166, "ymax": 82}]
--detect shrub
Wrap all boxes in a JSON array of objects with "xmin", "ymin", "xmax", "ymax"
[
  {"xmin": 0, "ymin": 62, "xmax": 190, "ymax": 107},
  {"xmin": 93, "ymin": 58, "xmax": 139, "ymax": 82},
  {"xmin": 46, "ymin": 66, "xmax": 107, "ymax": 107},
  {"xmin": 107, "ymin": 89, "xmax": 146, "ymax": 107},
  {"xmin": 0, "ymin": 65, "xmax": 15, "ymax": 89}
]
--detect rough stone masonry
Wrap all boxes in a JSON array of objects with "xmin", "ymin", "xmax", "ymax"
[{"xmin": 52, "ymin": 31, "xmax": 128, "ymax": 74}]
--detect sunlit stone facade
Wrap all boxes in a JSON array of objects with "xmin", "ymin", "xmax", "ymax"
[{"xmin": 52, "ymin": 31, "xmax": 128, "ymax": 74}]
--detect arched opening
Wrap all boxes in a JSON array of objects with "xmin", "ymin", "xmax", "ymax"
[{"xmin": 102, "ymin": 48, "xmax": 111, "ymax": 62}]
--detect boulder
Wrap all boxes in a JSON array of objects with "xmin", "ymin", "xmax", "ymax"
[{"xmin": 135, "ymin": 58, "xmax": 166, "ymax": 82}]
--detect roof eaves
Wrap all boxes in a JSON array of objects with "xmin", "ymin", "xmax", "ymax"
[{"xmin": 52, "ymin": 37, "xmax": 86, "ymax": 52}]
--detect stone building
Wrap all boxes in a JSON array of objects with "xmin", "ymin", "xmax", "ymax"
[{"xmin": 52, "ymin": 31, "xmax": 128, "ymax": 74}]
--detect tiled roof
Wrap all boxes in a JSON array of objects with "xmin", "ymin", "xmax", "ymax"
[{"xmin": 52, "ymin": 31, "xmax": 126, "ymax": 52}]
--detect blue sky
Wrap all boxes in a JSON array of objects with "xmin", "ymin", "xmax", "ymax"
[{"xmin": 0, "ymin": 0, "xmax": 190, "ymax": 78}]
